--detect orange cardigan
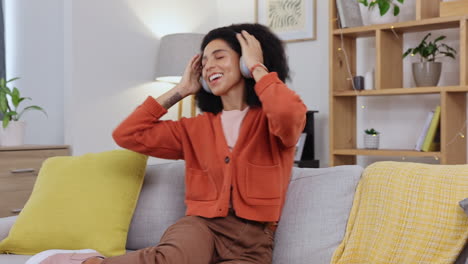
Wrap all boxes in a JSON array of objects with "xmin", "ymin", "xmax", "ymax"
[{"xmin": 113, "ymin": 73, "xmax": 307, "ymax": 222}]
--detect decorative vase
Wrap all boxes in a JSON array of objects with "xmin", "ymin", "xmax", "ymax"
[
  {"xmin": 364, "ymin": 134, "xmax": 379, "ymax": 149},
  {"xmin": 412, "ymin": 62, "xmax": 442, "ymax": 87},
  {"xmin": 364, "ymin": 69, "xmax": 374, "ymax": 90},
  {"xmin": 0, "ymin": 121, "xmax": 26, "ymax": 146},
  {"xmin": 367, "ymin": 6, "xmax": 400, "ymax": 25}
]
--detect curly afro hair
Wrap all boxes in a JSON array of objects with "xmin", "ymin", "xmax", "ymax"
[{"xmin": 196, "ymin": 23, "xmax": 289, "ymax": 114}]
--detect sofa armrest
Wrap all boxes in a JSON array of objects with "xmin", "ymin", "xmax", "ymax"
[
  {"xmin": 0, "ymin": 216, "xmax": 17, "ymax": 241},
  {"xmin": 455, "ymin": 242, "xmax": 468, "ymax": 264}
]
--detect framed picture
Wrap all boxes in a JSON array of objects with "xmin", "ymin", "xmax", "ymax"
[
  {"xmin": 294, "ymin": 133, "xmax": 307, "ymax": 162},
  {"xmin": 255, "ymin": 0, "xmax": 316, "ymax": 42}
]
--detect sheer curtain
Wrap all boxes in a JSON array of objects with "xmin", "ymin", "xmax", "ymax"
[
  {"xmin": 0, "ymin": 1, "xmax": 5, "ymax": 121},
  {"xmin": 0, "ymin": 1, "xmax": 5, "ymax": 80}
]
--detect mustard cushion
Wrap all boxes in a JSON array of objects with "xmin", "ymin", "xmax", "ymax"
[{"xmin": 0, "ymin": 149, "xmax": 148, "ymax": 257}]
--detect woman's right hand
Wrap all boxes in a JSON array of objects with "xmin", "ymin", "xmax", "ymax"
[{"xmin": 177, "ymin": 54, "xmax": 202, "ymax": 97}]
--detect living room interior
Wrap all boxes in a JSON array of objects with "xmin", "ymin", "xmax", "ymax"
[
  {"xmin": 1, "ymin": 0, "xmax": 468, "ymax": 263},
  {"xmin": 1, "ymin": 0, "xmax": 328, "ymax": 166},
  {"xmin": 4, "ymin": 0, "xmax": 466, "ymax": 167}
]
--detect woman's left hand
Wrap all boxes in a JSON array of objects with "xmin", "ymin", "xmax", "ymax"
[{"xmin": 236, "ymin": 30, "xmax": 264, "ymax": 71}]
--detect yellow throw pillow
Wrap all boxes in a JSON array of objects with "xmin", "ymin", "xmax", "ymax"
[
  {"xmin": 0, "ymin": 149, "xmax": 148, "ymax": 257},
  {"xmin": 332, "ymin": 162, "xmax": 468, "ymax": 264}
]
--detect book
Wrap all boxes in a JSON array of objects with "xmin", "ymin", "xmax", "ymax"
[
  {"xmin": 421, "ymin": 106, "xmax": 441, "ymax": 152},
  {"xmin": 336, "ymin": 0, "xmax": 364, "ymax": 28},
  {"xmin": 428, "ymin": 129, "xmax": 440, "ymax": 152},
  {"xmin": 415, "ymin": 111, "xmax": 434, "ymax": 151}
]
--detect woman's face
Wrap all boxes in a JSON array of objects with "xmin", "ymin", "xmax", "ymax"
[{"xmin": 201, "ymin": 39, "xmax": 244, "ymax": 96}]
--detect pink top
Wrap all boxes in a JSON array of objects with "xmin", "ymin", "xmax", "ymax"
[
  {"xmin": 221, "ymin": 106, "xmax": 250, "ymax": 209},
  {"xmin": 220, "ymin": 107, "xmax": 250, "ymax": 151}
]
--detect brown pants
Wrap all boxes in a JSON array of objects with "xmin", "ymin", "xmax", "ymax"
[{"xmin": 102, "ymin": 211, "xmax": 274, "ymax": 264}]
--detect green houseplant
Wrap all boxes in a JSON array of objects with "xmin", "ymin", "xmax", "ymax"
[
  {"xmin": 364, "ymin": 128, "xmax": 380, "ymax": 149},
  {"xmin": 403, "ymin": 33, "xmax": 457, "ymax": 87},
  {"xmin": 358, "ymin": 0, "xmax": 404, "ymax": 16},
  {"xmin": 358, "ymin": 0, "xmax": 405, "ymax": 25},
  {"xmin": 0, "ymin": 77, "xmax": 47, "ymax": 146},
  {"xmin": 364, "ymin": 128, "xmax": 379, "ymax": 135}
]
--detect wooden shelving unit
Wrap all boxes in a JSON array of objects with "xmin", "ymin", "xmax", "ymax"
[
  {"xmin": 334, "ymin": 86, "xmax": 468, "ymax": 96},
  {"xmin": 334, "ymin": 149, "xmax": 441, "ymax": 158},
  {"xmin": 329, "ymin": 1, "xmax": 468, "ymax": 166}
]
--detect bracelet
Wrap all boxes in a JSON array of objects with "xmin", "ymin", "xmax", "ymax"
[{"xmin": 250, "ymin": 63, "xmax": 269, "ymax": 75}]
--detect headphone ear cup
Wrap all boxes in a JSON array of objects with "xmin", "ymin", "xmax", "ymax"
[
  {"xmin": 199, "ymin": 77, "xmax": 212, "ymax": 93},
  {"xmin": 239, "ymin": 56, "xmax": 252, "ymax": 79}
]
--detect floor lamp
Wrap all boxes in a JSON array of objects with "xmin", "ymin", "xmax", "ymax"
[{"xmin": 154, "ymin": 33, "xmax": 204, "ymax": 119}]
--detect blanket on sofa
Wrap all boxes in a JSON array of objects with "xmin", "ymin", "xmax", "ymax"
[{"xmin": 331, "ymin": 161, "xmax": 468, "ymax": 264}]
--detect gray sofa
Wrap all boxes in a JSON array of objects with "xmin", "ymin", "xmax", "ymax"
[{"xmin": 0, "ymin": 161, "xmax": 466, "ymax": 264}]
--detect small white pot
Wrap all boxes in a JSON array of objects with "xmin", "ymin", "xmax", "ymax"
[
  {"xmin": 367, "ymin": 5, "xmax": 400, "ymax": 25},
  {"xmin": 364, "ymin": 134, "xmax": 380, "ymax": 149},
  {"xmin": 0, "ymin": 121, "xmax": 26, "ymax": 146}
]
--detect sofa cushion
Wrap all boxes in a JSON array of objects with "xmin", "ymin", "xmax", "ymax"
[
  {"xmin": 272, "ymin": 165, "xmax": 363, "ymax": 264},
  {"xmin": 0, "ymin": 254, "xmax": 31, "ymax": 264},
  {"xmin": 0, "ymin": 150, "xmax": 148, "ymax": 257},
  {"xmin": 126, "ymin": 161, "xmax": 186, "ymax": 250},
  {"xmin": 456, "ymin": 198, "xmax": 468, "ymax": 264},
  {"xmin": 0, "ymin": 216, "xmax": 16, "ymax": 242},
  {"xmin": 456, "ymin": 244, "xmax": 468, "ymax": 264},
  {"xmin": 461, "ymin": 198, "xmax": 468, "ymax": 216}
]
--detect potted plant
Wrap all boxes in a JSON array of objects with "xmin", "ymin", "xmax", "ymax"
[
  {"xmin": 403, "ymin": 33, "xmax": 457, "ymax": 87},
  {"xmin": 0, "ymin": 77, "xmax": 47, "ymax": 146},
  {"xmin": 364, "ymin": 128, "xmax": 380, "ymax": 149},
  {"xmin": 359, "ymin": 0, "xmax": 404, "ymax": 25}
]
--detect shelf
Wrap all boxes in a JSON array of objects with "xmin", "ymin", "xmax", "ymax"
[
  {"xmin": 333, "ymin": 15, "xmax": 466, "ymax": 38},
  {"xmin": 0, "ymin": 145, "xmax": 71, "ymax": 151},
  {"xmin": 329, "ymin": 0, "xmax": 468, "ymax": 166},
  {"xmin": 334, "ymin": 149, "xmax": 441, "ymax": 158},
  {"xmin": 333, "ymin": 86, "xmax": 468, "ymax": 96}
]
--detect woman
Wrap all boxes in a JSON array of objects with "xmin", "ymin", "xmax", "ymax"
[{"xmin": 38, "ymin": 23, "xmax": 306, "ymax": 264}]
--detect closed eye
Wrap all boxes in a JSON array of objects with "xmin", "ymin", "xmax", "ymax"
[{"xmin": 201, "ymin": 57, "xmax": 224, "ymax": 69}]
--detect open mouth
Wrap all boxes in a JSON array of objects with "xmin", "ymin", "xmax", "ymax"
[{"xmin": 209, "ymin": 73, "xmax": 223, "ymax": 83}]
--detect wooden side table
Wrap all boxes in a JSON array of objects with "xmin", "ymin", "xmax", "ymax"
[{"xmin": 0, "ymin": 145, "xmax": 70, "ymax": 217}]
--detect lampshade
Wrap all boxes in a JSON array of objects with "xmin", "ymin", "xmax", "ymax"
[
  {"xmin": 155, "ymin": 33, "xmax": 205, "ymax": 83},
  {"xmin": 155, "ymin": 33, "xmax": 205, "ymax": 120}
]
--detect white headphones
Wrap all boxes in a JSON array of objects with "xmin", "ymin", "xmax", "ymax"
[{"xmin": 200, "ymin": 56, "xmax": 252, "ymax": 94}]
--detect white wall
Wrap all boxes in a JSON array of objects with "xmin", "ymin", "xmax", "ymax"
[
  {"xmin": 285, "ymin": 1, "xmax": 329, "ymax": 167},
  {"xmin": 64, "ymin": 0, "xmax": 219, "ymax": 157},
  {"xmin": 4, "ymin": 0, "xmax": 64, "ymax": 145}
]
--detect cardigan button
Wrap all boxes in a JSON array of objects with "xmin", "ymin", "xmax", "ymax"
[{"xmin": 224, "ymin": 156, "xmax": 230, "ymax": 164}]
